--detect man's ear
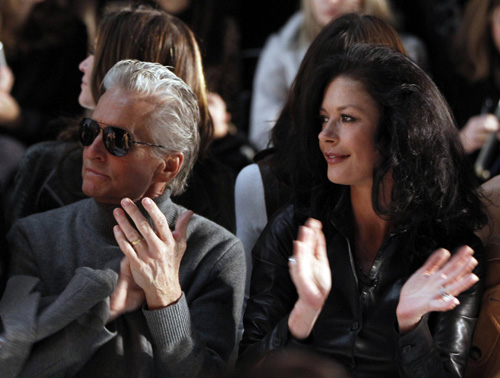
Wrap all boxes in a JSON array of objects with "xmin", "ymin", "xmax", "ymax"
[{"xmin": 154, "ymin": 152, "xmax": 184, "ymax": 183}]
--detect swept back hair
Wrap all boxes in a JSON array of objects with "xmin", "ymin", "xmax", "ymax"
[{"xmin": 103, "ymin": 59, "xmax": 200, "ymax": 195}]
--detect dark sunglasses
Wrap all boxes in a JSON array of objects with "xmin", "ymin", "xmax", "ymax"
[{"xmin": 79, "ymin": 118, "xmax": 168, "ymax": 157}]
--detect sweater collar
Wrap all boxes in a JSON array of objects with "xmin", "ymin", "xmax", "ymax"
[{"xmin": 85, "ymin": 189, "xmax": 177, "ymax": 243}]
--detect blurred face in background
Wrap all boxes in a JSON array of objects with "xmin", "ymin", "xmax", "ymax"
[
  {"xmin": 5, "ymin": 0, "xmax": 46, "ymax": 30},
  {"xmin": 155, "ymin": 0, "xmax": 191, "ymax": 14},
  {"xmin": 311, "ymin": 0, "xmax": 363, "ymax": 27},
  {"xmin": 78, "ymin": 54, "xmax": 96, "ymax": 110},
  {"xmin": 492, "ymin": 5, "xmax": 500, "ymax": 53}
]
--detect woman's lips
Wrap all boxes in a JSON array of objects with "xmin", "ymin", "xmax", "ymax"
[{"xmin": 324, "ymin": 153, "xmax": 349, "ymax": 164}]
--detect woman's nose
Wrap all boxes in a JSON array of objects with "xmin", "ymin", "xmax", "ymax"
[
  {"xmin": 318, "ymin": 120, "xmax": 339, "ymax": 142},
  {"xmin": 79, "ymin": 55, "xmax": 93, "ymax": 73}
]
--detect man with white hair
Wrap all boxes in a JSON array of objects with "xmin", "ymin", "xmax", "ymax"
[{"xmin": 0, "ymin": 60, "xmax": 245, "ymax": 378}]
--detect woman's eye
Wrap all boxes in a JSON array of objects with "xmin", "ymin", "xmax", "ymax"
[
  {"xmin": 341, "ymin": 114, "xmax": 356, "ymax": 123},
  {"xmin": 319, "ymin": 115, "xmax": 328, "ymax": 125}
]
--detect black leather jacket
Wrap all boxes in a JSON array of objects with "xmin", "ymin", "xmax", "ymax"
[{"xmin": 239, "ymin": 196, "xmax": 485, "ymax": 378}]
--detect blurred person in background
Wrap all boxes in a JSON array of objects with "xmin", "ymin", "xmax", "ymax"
[
  {"xmin": 0, "ymin": 0, "xmax": 87, "ymax": 144},
  {"xmin": 0, "ymin": 0, "xmax": 87, "ymax": 189},
  {"xmin": 152, "ymin": 0, "xmax": 256, "ymax": 178},
  {"xmin": 248, "ymin": 0, "xmax": 426, "ymax": 151},
  {"xmin": 445, "ymin": 0, "xmax": 500, "ymax": 161}
]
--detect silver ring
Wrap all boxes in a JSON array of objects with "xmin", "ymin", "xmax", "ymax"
[
  {"xmin": 439, "ymin": 286, "xmax": 454, "ymax": 302},
  {"xmin": 288, "ymin": 257, "xmax": 297, "ymax": 266}
]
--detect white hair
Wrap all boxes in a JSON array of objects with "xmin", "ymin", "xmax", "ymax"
[{"xmin": 103, "ymin": 59, "xmax": 200, "ymax": 195}]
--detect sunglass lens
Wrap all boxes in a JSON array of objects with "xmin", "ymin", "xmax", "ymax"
[
  {"xmin": 79, "ymin": 118, "xmax": 99, "ymax": 146},
  {"xmin": 103, "ymin": 127, "xmax": 129, "ymax": 157}
]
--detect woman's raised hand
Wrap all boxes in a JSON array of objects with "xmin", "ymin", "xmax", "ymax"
[
  {"xmin": 396, "ymin": 246, "xmax": 478, "ymax": 333},
  {"xmin": 288, "ymin": 218, "xmax": 332, "ymax": 339}
]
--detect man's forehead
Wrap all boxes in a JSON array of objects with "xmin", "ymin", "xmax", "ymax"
[{"xmin": 93, "ymin": 87, "xmax": 154, "ymax": 133}]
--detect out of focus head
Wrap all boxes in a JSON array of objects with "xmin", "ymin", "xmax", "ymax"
[
  {"xmin": 491, "ymin": 0, "xmax": 500, "ymax": 54},
  {"xmin": 233, "ymin": 349, "xmax": 349, "ymax": 378},
  {"xmin": 0, "ymin": 0, "xmax": 46, "ymax": 27},
  {"xmin": 301, "ymin": 0, "xmax": 394, "ymax": 40},
  {"xmin": 454, "ymin": 0, "xmax": 500, "ymax": 81},
  {"xmin": 154, "ymin": 0, "xmax": 191, "ymax": 14},
  {"xmin": 81, "ymin": 59, "xmax": 200, "ymax": 203},
  {"xmin": 86, "ymin": 6, "xmax": 211, "ymax": 156}
]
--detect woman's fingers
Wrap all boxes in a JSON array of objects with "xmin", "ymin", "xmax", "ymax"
[
  {"xmin": 445, "ymin": 273, "xmax": 479, "ymax": 298},
  {"xmin": 289, "ymin": 218, "xmax": 332, "ymax": 311},
  {"xmin": 419, "ymin": 248, "xmax": 451, "ymax": 276},
  {"xmin": 438, "ymin": 246, "xmax": 475, "ymax": 279},
  {"xmin": 305, "ymin": 219, "xmax": 328, "ymax": 261}
]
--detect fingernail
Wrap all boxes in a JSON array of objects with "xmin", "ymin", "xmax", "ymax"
[
  {"xmin": 143, "ymin": 197, "xmax": 153, "ymax": 206},
  {"xmin": 122, "ymin": 198, "xmax": 132, "ymax": 207}
]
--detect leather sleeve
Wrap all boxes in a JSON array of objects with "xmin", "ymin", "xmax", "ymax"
[{"xmin": 238, "ymin": 205, "xmax": 302, "ymax": 365}]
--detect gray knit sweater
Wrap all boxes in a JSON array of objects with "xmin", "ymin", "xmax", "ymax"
[{"xmin": 5, "ymin": 193, "xmax": 245, "ymax": 378}]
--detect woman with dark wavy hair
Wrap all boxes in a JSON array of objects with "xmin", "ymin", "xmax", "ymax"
[
  {"xmin": 239, "ymin": 44, "xmax": 487, "ymax": 377},
  {"xmin": 235, "ymin": 12, "xmax": 406, "ymax": 311}
]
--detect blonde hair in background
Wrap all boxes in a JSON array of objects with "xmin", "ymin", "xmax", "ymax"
[
  {"xmin": 301, "ymin": 0, "xmax": 395, "ymax": 42},
  {"xmin": 454, "ymin": 0, "xmax": 500, "ymax": 82}
]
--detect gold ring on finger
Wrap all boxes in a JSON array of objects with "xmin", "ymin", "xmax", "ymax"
[{"xmin": 131, "ymin": 237, "xmax": 143, "ymax": 246}]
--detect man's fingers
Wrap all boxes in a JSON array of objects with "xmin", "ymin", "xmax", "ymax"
[
  {"xmin": 142, "ymin": 197, "xmax": 172, "ymax": 241},
  {"xmin": 113, "ymin": 225, "xmax": 142, "ymax": 265},
  {"xmin": 120, "ymin": 198, "xmax": 159, "ymax": 244},
  {"xmin": 172, "ymin": 210, "xmax": 193, "ymax": 242},
  {"xmin": 113, "ymin": 201, "xmax": 148, "ymax": 248},
  {"xmin": 110, "ymin": 259, "xmax": 130, "ymax": 309}
]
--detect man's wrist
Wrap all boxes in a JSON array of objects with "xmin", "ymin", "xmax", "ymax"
[{"xmin": 145, "ymin": 288, "xmax": 182, "ymax": 310}]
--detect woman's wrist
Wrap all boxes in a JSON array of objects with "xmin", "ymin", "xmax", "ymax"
[
  {"xmin": 396, "ymin": 306, "xmax": 423, "ymax": 334},
  {"xmin": 288, "ymin": 299, "xmax": 323, "ymax": 339}
]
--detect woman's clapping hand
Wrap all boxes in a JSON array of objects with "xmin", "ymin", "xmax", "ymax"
[
  {"xmin": 288, "ymin": 218, "xmax": 332, "ymax": 339},
  {"xmin": 396, "ymin": 246, "xmax": 478, "ymax": 333}
]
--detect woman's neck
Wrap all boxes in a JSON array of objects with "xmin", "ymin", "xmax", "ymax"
[{"xmin": 350, "ymin": 184, "xmax": 391, "ymax": 274}]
